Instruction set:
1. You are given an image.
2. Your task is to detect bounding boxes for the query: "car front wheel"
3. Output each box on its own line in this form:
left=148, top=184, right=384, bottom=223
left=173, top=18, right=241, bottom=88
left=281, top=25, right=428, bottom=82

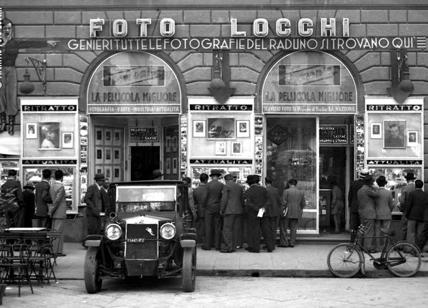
left=84, top=247, right=102, bottom=293
left=182, top=247, right=196, bottom=292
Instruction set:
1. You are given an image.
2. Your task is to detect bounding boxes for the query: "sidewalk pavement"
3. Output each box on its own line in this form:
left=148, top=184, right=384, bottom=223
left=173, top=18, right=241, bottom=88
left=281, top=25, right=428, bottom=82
left=56, top=242, right=428, bottom=280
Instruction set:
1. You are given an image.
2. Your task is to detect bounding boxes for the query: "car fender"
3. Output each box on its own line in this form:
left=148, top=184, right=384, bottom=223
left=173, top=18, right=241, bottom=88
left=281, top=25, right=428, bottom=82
left=180, top=239, right=196, bottom=249
left=84, top=235, right=104, bottom=247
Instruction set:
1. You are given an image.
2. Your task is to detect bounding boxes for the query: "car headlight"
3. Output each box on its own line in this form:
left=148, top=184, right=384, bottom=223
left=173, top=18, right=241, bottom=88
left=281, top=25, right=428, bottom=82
left=105, top=223, right=122, bottom=241
left=160, top=223, right=176, bottom=240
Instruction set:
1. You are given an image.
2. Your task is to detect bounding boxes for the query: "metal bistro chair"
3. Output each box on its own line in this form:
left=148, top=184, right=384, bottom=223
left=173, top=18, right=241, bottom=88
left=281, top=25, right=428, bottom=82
left=26, top=234, right=57, bottom=284
left=0, top=243, right=33, bottom=297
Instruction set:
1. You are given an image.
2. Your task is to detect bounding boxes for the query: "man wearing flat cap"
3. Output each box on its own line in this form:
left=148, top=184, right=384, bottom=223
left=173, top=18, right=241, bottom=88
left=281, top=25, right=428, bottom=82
left=399, top=172, right=416, bottom=240
left=348, top=169, right=369, bottom=242
left=84, top=173, right=105, bottom=235
left=203, top=169, right=224, bottom=250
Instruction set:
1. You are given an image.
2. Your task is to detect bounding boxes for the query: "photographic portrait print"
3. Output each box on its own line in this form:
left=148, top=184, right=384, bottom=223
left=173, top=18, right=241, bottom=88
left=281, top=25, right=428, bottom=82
left=62, top=132, right=74, bottom=149
left=215, top=141, right=227, bottom=155
left=236, top=120, right=250, bottom=138
left=407, top=131, right=418, bottom=146
left=232, top=141, right=242, bottom=154
left=383, top=120, right=406, bottom=149
left=370, top=123, right=381, bottom=139
left=39, top=122, right=60, bottom=150
left=193, top=120, right=206, bottom=137
left=26, top=123, right=37, bottom=139
left=207, top=118, right=235, bottom=139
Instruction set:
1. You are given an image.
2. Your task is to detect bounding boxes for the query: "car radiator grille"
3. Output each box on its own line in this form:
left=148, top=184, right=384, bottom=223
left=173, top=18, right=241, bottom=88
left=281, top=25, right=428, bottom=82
left=125, top=223, right=158, bottom=259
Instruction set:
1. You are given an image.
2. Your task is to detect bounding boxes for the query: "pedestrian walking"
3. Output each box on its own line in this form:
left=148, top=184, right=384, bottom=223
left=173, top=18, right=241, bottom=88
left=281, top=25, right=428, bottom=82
left=399, top=172, right=416, bottom=240
left=279, top=179, right=306, bottom=247
left=193, top=173, right=209, bottom=244
left=49, top=170, right=67, bottom=256
left=348, top=169, right=369, bottom=242
left=265, top=177, right=282, bottom=249
left=202, top=170, right=223, bottom=250
left=357, top=174, right=379, bottom=252
left=22, top=182, right=35, bottom=227
left=0, top=169, right=23, bottom=228
left=243, top=175, right=267, bottom=253
left=34, top=169, right=52, bottom=228
left=84, top=173, right=105, bottom=235
left=330, top=176, right=345, bottom=233
left=374, top=175, right=394, bottom=251
left=220, top=174, right=243, bottom=253
left=405, top=180, right=428, bottom=247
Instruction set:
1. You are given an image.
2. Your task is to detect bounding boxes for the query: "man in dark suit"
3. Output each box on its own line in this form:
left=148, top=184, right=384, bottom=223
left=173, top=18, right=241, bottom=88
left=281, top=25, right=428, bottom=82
left=280, top=179, right=306, bottom=247
left=84, top=173, right=105, bottom=235
left=220, top=174, right=243, bottom=252
left=405, top=180, right=428, bottom=247
left=265, top=177, right=282, bottom=250
left=203, top=170, right=224, bottom=250
left=22, top=182, right=35, bottom=227
left=357, top=175, right=380, bottom=252
left=243, top=175, right=267, bottom=253
left=34, top=169, right=52, bottom=228
left=0, top=169, right=23, bottom=227
left=348, top=169, right=369, bottom=242
left=193, top=173, right=209, bottom=244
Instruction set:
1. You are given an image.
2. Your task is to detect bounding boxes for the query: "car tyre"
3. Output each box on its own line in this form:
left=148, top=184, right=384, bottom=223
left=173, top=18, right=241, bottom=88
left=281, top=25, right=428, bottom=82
left=182, top=247, right=196, bottom=292
left=84, top=247, right=102, bottom=293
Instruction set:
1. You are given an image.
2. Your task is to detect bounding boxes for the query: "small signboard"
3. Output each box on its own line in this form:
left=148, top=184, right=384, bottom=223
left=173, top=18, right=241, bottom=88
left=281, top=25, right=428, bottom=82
left=129, top=128, right=159, bottom=143
left=319, top=124, right=348, bottom=144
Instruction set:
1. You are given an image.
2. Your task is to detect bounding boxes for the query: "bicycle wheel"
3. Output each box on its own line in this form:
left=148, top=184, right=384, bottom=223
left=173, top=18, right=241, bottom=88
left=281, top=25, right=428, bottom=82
left=386, top=242, right=421, bottom=277
left=327, top=243, right=362, bottom=278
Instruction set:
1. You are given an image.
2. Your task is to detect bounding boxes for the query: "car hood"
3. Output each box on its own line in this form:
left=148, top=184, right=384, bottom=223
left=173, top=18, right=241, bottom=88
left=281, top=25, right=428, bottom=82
left=122, top=214, right=173, bottom=225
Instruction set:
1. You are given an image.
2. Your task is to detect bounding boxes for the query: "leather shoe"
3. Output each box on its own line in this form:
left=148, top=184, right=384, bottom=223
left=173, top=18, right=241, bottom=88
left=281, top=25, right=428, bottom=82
left=201, top=246, right=211, bottom=250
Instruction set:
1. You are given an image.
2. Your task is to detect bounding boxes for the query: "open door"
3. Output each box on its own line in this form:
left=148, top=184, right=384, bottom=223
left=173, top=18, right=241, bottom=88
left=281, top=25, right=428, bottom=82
left=131, top=146, right=160, bottom=180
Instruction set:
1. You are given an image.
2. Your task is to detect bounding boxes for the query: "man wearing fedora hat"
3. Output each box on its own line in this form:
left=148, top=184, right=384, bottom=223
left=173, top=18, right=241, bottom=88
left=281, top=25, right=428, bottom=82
left=84, top=173, right=105, bottom=235
left=399, top=172, right=417, bottom=240
left=203, top=169, right=224, bottom=250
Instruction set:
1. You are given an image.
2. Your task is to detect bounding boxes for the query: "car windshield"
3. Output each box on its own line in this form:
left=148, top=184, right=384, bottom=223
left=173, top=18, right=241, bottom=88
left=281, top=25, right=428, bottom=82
left=116, top=185, right=177, bottom=213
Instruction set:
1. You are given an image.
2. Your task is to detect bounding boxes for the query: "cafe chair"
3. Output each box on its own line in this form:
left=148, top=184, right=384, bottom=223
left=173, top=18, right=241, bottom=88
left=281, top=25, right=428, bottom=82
left=27, top=237, right=57, bottom=284
left=0, top=243, right=33, bottom=297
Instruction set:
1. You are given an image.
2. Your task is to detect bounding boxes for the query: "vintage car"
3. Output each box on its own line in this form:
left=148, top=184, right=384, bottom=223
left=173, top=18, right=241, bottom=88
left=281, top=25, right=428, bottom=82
left=83, top=180, right=197, bottom=293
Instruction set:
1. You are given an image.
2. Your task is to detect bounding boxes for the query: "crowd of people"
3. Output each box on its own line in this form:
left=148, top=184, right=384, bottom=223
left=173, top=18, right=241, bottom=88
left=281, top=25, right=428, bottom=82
left=349, top=170, right=428, bottom=254
left=0, top=169, right=68, bottom=256
left=187, top=169, right=306, bottom=253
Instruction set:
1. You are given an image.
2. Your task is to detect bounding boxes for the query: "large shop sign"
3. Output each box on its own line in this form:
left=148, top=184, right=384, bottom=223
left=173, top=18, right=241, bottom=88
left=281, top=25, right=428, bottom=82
left=87, top=52, right=181, bottom=114
left=62, top=16, right=426, bottom=52
left=262, top=51, right=357, bottom=114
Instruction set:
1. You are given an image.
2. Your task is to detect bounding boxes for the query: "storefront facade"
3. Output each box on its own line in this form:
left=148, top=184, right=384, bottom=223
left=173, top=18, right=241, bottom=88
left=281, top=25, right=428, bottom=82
left=1, top=0, right=427, bottom=239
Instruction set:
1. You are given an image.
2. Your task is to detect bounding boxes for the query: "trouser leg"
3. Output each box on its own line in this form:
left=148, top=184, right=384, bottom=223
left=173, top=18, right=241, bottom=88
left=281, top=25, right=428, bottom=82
left=196, top=217, right=205, bottom=244
left=261, top=217, right=274, bottom=251
left=271, top=217, right=278, bottom=247
left=279, top=218, right=288, bottom=246
left=247, top=213, right=260, bottom=251
left=401, top=215, right=408, bottom=241
left=361, top=218, right=375, bottom=250
left=416, top=222, right=428, bottom=251
left=289, top=219, right=298, bottom=246
left=406, top=219, right=417, bottom=245
left=350, top=212, right=360, bottom=242
left=233, top=214, right=242, bottom=248
left=51, top=219, right=65, bottom=254
left=221, top=215, right=234, bottom=251
left=204, top=212, right=213, bottom=249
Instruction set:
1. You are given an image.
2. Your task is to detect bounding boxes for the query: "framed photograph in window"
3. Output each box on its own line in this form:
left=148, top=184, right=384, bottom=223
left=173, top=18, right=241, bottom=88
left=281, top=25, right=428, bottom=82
left=95, top=128, right=103, bottom=145
left=26, top=123, right=37, bottom=139
left=383, top=120, right=406, bottom=149
left=236, top=120, right=250, bottom=138
left=62, top=132, right=74, bottom=149
left=231, top=141, right=242, bottom=154
left=39, top=122, right=60, bottom=150
left=193, top=120, right=206, bottom=137
left=370, top=123, right=381, bottom=139
left=207, top=118, right=235, bottom=139
left=215, top=141, right=227, bottom=156
left=96, top=147, right=103, bottom=164
left=407, top=131, right=418, bottom=145
left=113, top=129, right=121, bottom=146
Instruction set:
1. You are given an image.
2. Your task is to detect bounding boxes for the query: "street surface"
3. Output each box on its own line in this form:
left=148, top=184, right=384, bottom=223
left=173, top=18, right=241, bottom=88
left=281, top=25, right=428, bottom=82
left=2, top=276, right=428, bottom=308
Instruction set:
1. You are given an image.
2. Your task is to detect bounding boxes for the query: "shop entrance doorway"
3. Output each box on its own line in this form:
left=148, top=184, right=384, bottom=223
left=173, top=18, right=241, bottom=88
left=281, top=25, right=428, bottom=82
left=131, top=146, right=160, bottom=180
left=319, top=146, right=348, bottom=234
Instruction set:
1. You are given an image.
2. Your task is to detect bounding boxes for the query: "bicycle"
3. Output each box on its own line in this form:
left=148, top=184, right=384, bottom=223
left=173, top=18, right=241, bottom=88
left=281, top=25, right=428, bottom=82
left=327, top=224, right=422, bottom=278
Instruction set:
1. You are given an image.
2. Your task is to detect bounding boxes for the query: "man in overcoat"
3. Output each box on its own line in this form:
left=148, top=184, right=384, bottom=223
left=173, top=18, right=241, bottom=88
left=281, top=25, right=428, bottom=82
left=220, top=174, right=243, bottom=252
left=374, top=175, right=394, bottom=250
left=264, top=177, right=282, bottom=250
left=49, top=170, right=67, bottom=255
left=0, top=169, right=23, bottom=227
left=280, top=179, right=305, bottom=247
left=193, top=173, right=208, bottom=244
left=34, top=169, right=52, bottom=228
left=357, top=174, right=380, bottom=252
left=348, top=169, right=369, bottom=242
left=84, top=173, right=105, bottom=235
left=203, top=170, right=224, bottom=250
left=243, top=175, right=267, bottom=253
left=405, top=180, right=428, bottom=246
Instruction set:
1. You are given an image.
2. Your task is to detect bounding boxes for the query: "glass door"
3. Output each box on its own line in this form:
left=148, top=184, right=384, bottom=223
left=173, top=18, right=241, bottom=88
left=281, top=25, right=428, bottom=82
left=266, top=117, right=318, bottom=234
